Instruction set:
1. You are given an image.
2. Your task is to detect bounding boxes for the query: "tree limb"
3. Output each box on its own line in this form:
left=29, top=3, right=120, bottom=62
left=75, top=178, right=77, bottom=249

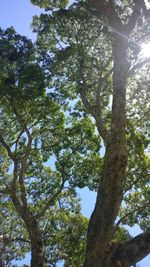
left=35, top=156, right=67, bottom=219
left=77, top=47, right=110, bottom=145
left=88, top=0, right=123, bottom=31
left=10, top=99, right=32, bottom=208
left=1, top=235, right=30, bottom=244
left=112, top=231, right=150, bottom=266
left=124, top=0, right=146, bottom=34
left=129, top=57, right=150, bottom=75
left=79, top=86, right=109, bottom=144
left=35, top=180, right=65, bottom=219
left=115, top=202, right=149, bottom=230
left=0, top=134, right=15, bottom=161
left=11, top=159, right=24, bottom=214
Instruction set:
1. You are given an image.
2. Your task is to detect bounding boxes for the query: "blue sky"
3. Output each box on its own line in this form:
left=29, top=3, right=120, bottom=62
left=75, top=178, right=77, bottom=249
left=0, top=1, right=149, bottom=266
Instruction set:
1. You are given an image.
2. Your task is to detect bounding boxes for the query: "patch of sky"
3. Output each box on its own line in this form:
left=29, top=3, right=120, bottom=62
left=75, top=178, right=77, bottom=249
left=43, top=154, right=56, bottom=170
left=0, top=0, right=44, bottom=41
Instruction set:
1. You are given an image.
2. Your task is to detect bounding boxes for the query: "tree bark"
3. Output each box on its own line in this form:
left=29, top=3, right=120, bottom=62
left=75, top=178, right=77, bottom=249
left=24, top=211, right=45, bottom=267
left=0, top=255, right=5, bottom=267
left=111, top=232, right=150, bottom=267
left=11, top=193, right=45, bottom=267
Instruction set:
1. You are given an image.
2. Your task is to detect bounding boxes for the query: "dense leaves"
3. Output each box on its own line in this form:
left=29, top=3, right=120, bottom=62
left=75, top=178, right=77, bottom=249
left=0, top=27, right=45, bottom=100
left=32, top=0, right=150, bottom=216
left=31, top=0, right=69, bottom=10
left=31, top=1, right=150, bottom=266
left=0, top=28, right=101, bottom=266
left=0, top=0, right=150, bottom=266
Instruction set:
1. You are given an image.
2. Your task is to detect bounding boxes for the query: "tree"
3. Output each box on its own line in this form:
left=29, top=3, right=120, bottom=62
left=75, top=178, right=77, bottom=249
left=31, top=0, right=150, bottom=266
left=0, top=27, right=101, bottom=266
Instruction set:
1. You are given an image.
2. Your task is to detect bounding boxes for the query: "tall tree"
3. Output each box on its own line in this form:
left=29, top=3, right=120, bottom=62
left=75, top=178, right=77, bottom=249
left=31, top=0, right=150, bottom=266
left=0, top=27, right=101, bottom=266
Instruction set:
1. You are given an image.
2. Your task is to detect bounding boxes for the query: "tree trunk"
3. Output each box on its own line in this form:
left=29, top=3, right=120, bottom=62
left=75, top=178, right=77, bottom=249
left=30, top=238, right=45, bottom=267
left=0, top=255, right=5, bottom=267
left=83, top=36, right=129, bottom=267
left=11, top=164, right=45, bottom=267
left=11, top=194, right=45, bottom=267
left=23, top=211, right=45, bottom=267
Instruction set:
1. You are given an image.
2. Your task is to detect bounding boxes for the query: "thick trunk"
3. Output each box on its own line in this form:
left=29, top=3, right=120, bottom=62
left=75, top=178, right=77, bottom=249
left=31, top=238, right=45, bottom=267
left=23, top=211, right=45, bottom=267
left=83, top=37, right=129, bottom=267
left=11, top=194, right=45, bottom=267
left=20, top=210, right=45, bottom=267
left=0, top=255, right=5, bottom=267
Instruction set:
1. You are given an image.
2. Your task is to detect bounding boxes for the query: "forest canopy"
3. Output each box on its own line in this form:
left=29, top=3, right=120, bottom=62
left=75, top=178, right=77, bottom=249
left=0, top=0, right=150, bottom=266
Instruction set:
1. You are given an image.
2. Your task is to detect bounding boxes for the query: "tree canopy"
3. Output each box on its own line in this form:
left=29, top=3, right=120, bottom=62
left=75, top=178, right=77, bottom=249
left=0, top=0, right=150, bottom=266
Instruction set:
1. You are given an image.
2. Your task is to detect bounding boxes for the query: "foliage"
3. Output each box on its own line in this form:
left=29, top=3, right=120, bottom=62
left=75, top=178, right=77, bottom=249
left=31, top=1, right=150, bottom=265
left=31, top=0, right=69, bottom=11
left=0, top=28, right=100, bottom=266
left=43, top=211, right=88, bottom=266
left=0, top=0, right=150, bottom=265
left=32, top=0, right=150, bottom=195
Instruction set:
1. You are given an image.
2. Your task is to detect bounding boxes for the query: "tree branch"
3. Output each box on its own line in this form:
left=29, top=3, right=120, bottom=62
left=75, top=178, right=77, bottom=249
left=76, top=48, right=110, bottom=145
left=0, top=133, right=24, bottom=211
left=1, top=235, right=30, bottom=244
left=115, top=202, right=149, bottom=230
left=129, top=57, right=150, bottom=75
left=11, top=159, right=24, bottom=214
left=112, top=231, right=150, bottom=266
left=88, top=0, right=123, bottom=31
left=0, top=133, right=15, bottom=161
left=125, top=0, right=146, bottom=34
left=35, top=180, right=65, bottom=219
left=9, top=99, right=32, bottom=208
left=19, top=156, right=28, bottom=208
left=79, top=86, right=109, bottom=144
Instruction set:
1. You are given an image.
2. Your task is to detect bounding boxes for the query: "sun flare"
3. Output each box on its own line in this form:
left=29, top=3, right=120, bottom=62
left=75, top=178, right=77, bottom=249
left=140, top=42, right=150, bottom=58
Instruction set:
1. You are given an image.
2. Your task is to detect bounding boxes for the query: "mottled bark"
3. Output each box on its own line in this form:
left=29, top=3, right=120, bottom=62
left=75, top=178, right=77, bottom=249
left=25, top=213, right=45, bottom=267
left=111, top=232, right=150, bottom=267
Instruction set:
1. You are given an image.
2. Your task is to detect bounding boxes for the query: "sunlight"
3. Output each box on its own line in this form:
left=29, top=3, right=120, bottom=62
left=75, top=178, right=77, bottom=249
left=140, top=42, right=150, bottom=58
left=145, top=0, right=150, bottom=8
